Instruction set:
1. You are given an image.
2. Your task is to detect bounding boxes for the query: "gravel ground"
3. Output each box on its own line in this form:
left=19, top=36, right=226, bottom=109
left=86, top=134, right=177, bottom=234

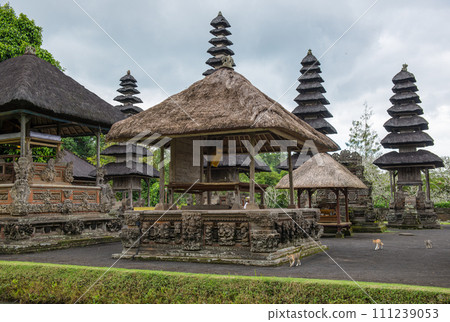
left=1, top=225, right=449, bottom=288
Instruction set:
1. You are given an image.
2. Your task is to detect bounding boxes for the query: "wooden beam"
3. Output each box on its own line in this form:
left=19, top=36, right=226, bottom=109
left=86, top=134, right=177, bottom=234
left=207, top=161, right=211, bottom=205
left=20, top=113, right=27, bottom=157
left=95, top=131, right=101, bottom=185
left=335, top=189, right=341, bottom=225
left=159, top=146, right=165, bottom=205
left=147, top=178, right=151, bottom=206
left=425, top=169, right=431, bottom=201
left=287, top=148, right=295, bottom=208
left=344, top=188, right=349, bottom=222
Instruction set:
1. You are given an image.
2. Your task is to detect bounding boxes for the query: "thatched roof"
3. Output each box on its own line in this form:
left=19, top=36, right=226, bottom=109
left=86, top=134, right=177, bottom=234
left=0, top=54, right=125, bottom=134
left=374, top=150, right=444, bottom=169
left=89, top=161, right=159, bottom=178
left=101, top=144, right=152, bottom=157
left=107, top=68, right=339, bottom=153
left=61, top=150, right=96, bottom=181
left=275, top=153, right=367, bottom=190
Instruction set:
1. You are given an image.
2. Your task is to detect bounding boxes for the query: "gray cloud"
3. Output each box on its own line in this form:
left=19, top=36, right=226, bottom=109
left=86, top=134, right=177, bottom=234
left=6, top=0, right=450, bottom=156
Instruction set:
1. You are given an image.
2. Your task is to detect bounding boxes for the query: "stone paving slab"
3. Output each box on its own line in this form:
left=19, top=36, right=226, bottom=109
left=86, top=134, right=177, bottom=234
left=1, top=225, right=449, bottom=288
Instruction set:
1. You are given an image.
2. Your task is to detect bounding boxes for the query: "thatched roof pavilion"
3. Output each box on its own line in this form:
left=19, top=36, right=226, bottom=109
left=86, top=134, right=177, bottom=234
left=107, top=67, right=339, bottom=209
left=276, top=153, right=366, bottom=231
left=0, top=52, right=125, bottom=137
left=107, top=68, right=338, bottom=153
left=276, top=153, right=367, bottom=190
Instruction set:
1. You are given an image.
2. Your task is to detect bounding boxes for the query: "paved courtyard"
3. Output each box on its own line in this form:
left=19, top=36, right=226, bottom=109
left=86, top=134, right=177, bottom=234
left=1, top=225, right=449, bottom=288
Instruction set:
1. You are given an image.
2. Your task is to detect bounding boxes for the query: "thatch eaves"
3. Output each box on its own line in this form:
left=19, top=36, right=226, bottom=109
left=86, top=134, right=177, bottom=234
left=275, top=153, right=367, bottom=190
left=374, top=150, right=443, bottom=169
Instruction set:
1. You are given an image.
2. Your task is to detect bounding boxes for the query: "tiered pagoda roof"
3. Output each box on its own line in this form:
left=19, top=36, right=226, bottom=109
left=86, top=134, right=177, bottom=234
left=292, top=50, right=336, bottom=135
left=90, top=144, right=159, bottom=178
left=203, top=12, right=235, bottom=76
left=374, top=64, right=443, bottom=170
left=114, top=70, right=143, bottom=116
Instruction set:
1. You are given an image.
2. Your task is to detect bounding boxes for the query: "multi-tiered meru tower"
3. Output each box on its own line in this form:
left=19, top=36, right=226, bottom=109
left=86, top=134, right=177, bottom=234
left=292, top=49, right=337, bottom=135
left=203, top=12, right=235, bottom=76
left=374, top=64, right=443, bottom=229
left=114, top=70, right=143, bottom=117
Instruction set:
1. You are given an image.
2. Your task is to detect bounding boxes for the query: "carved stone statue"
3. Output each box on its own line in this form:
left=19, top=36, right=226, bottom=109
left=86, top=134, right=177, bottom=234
left=64, top=161, right=74, bottom=183
left=40, top=158, right=56, bottom=182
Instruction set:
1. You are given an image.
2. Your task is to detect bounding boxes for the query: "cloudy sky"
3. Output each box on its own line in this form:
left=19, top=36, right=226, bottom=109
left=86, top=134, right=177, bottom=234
left=6, top=0, right=450, bottom=156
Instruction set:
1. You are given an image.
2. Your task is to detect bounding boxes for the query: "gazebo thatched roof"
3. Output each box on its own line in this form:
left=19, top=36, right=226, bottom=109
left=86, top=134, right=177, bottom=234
left=107, top=68, right=339, bottom=153
left=275, top=153, right=367, bottom=190
left=0, top=53, right=125, bottom=136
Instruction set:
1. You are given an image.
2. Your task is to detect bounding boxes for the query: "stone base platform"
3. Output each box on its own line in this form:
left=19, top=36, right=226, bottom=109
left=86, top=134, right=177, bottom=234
left=113, top=240, right=327, bottom=266
left=0, top=213, right=122, bottom=254
left=115, top=208, right=326, bottom=266
left=351, top=221, right=386, bottom=233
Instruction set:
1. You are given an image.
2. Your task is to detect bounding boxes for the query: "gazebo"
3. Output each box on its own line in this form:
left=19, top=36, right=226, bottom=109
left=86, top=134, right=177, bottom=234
left=0, top=50, right=125, bottom=252
left=276, top=153, right=367, bottom=237
left=107, top=53, right=339, bottom=264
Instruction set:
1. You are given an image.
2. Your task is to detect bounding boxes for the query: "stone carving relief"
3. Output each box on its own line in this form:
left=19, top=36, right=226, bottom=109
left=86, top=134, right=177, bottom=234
left=239, top=223, right=249, bottom=246
left=218, top=222, right=235, bottom=246
left=40, top=158, right=56, bottom=182
left=63, top=219, right=84, bottom=235
left=155, top=222, right=170, bottom=243
left=4, top=222, right=33, bottom=240
left=120, top=228, right=140, bottom=248
left=64, top=161, right=74, bottom=183
left=99, top=184, right=114, bottom=213
left=182, top=213, right=202, bottom=250
left=10, top=155, right=33, bottom=216
left=250, top=231, right=279, bottom=253
left=204, top=222, right=213, bottom=245
left=106, top=219, right=123, bottom=232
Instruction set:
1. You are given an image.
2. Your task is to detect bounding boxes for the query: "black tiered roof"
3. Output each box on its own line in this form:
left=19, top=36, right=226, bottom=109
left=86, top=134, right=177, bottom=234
left=292, top=50, right=336, bottom=135
left=203, top=12, right=235, bottom=76
left=374, top=64, right=443, bottom=169
left=114, top=70, right=143, bottom=116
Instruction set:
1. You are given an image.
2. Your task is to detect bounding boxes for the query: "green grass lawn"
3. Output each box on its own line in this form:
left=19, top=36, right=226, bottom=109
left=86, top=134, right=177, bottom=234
left=0, top=261, right=449, bottom=304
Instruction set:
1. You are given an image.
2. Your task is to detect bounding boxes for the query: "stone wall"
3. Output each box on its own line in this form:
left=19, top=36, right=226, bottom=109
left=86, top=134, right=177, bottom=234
left=115, top=208, right=326, bottom=266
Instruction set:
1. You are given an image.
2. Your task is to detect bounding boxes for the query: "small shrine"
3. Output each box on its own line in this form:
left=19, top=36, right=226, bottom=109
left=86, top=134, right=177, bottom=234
left=276, top=153, right=367, bottom=237
left=91, top=144, right=159, bottom=208
left=203, top=12, right=235, bottom=76
left=0, top=51, right=125, bottom=252
left=106, top=13, right=339, bottom=265
left=374, top=64, right=444, bottom=229
left=331, top=150, right=385, bottom=233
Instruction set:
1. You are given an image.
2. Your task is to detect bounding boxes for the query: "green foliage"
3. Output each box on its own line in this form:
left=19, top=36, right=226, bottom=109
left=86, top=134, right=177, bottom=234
left=0, top=3, right=62, bottom=69
left=428, top=156, right=450, bottom=203
left=0, top=261, right=448, bottom=304
left=62, top=135, right=113, bottom=166
left=346, top=102, right=381, bottom=163
left=434, top=201, right=450, bottom=208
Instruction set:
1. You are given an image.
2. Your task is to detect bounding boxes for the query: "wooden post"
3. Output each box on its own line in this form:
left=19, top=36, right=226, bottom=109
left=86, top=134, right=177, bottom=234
left=308, top=189, right=313, bottom=208
left=199, top=146, right=203, bottom=183
left=207, top=161, right=211, bottom=205
left=344, top=188, right=349, bottom=222
left=287, top=148, right=295, bottom=208
left=260, top=191, right=265, bottom=206
left=425, top=169, right=431, bottom=201
left=389, top=170, right=394, bottom=199
left=297, top=189, right=302, bottom=208
left=96, top=131, right=101, bottom=185
left=335, top=189, right=341, bottom=225
left=159, top=146, right=165, bottom=206
left=249, top=152, right=255, bottom=205
left=147, top=178, right=151, bottom=206
left=20, top=113, right=27, bottom=157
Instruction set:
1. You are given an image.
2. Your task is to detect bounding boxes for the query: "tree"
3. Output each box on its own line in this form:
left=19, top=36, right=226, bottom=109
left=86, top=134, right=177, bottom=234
left=346, top=102, right=381, bottom=162
left=0, top=3, right=62, bottom=69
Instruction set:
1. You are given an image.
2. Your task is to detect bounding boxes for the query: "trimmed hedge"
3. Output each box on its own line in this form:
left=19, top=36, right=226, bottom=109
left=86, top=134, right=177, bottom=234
left=0, top=261, right=449, bottom=304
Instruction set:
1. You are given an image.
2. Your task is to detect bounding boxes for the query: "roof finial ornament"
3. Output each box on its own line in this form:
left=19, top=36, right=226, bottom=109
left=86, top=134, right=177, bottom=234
left=24, top=46, right=36, bottom=55
left=308, top=49, right=312, bottom=55
left=402, top=63, right=408, bottom=71
left=127, top=70, right=130, bottom=75
left=218, top=11, right=222, bottom=16
left=220, top=55, right=234, bottom=69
